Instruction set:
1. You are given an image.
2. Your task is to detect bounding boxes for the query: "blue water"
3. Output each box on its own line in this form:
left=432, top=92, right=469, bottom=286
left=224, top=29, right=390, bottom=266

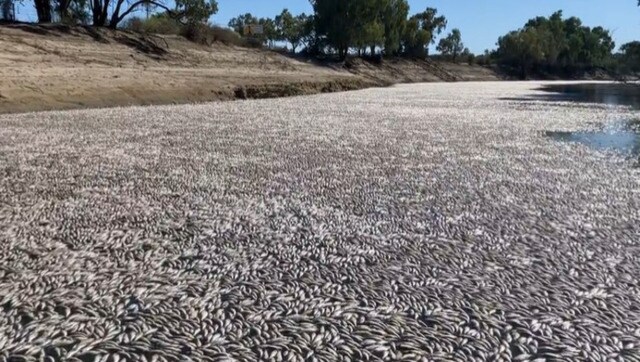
left=541, top=84, right=640, bottom=161
left=545, top=128, right=639, bottom=156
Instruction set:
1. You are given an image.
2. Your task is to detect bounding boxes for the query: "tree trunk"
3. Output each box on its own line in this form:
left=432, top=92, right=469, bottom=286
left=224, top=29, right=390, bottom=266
left=34, top=0, right=52, bottom=23
left=370, top=45, right=375, bottom=56
left=92, top=0, right=100, bottom=25
left=92, top=0, right=109, bottom=26
left=107, top=0, right=124, bottom=28
left=57, top=0, right=70, bottom=21
left=339, top=47, right=347, bottom=61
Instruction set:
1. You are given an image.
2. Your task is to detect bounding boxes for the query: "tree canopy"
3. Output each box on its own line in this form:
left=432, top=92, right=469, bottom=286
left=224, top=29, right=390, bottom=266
left=437, top=28, right=464, bottom=61
left=275, top=9, right=310, bottom=52
left=495, top=11, right=616, bottom=78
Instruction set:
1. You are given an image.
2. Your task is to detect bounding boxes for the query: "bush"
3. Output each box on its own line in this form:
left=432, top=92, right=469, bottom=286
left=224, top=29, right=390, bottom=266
left=181, top=23, right=246, bottom=46
left=122, top=15, right=181, bottom=35
left=466, top=54, right=475, bottom=65
left=210, top=25, right=245, bottom=45
left=181, top=22, right=213, bottom=44
left=123, top=15, right=254, bottom=48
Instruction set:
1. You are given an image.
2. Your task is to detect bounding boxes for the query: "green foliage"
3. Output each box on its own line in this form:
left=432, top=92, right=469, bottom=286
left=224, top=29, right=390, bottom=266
left=310, top=0, right=354, bottom=58
left=228, top=13, right=258, bottom=36
left=89, top=0, right=217, bottom=28
left=122, top=13, right=181, bottom=34
left=409, top=7, right=446, bottom=55
left=122, top=13, right=245, bottom=47
left=310, top=0, right=413, bottom=58
left=401, top=19, right=429, bottom=57
left=350, top=0, right=385, bottom=55
left=258, top=17, right=278, bottom=47
left=174, top=0, right=217, bottom=25
left=228, top=13, right=280, bottom=47
left=400, top=7, right=447, bottom=58
left=461, top=48, right=475, bottom=64
left=619, top=41, right=640, bottom=73
left=60, top=0, right=91, bottom=24
left=437, top=28, right=464, bottom=61
left=495, top=11, right=616, bottom=78
left=275, top=9, right=308, bottom=52
left=382, top=0, right=409, bottom=55
left=296, top=14, right=315, bottom=49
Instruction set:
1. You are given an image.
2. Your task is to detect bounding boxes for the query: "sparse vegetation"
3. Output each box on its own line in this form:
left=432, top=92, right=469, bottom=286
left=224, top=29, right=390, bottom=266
left=437, top=28, right=464, bottom=62
left=122, top=14, right=243, bottom=46
left=4, top=0, right=639, bottom=78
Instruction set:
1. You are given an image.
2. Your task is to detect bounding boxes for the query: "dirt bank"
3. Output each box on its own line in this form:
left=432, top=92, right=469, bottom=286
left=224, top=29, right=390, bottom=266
left=0, top=23, right=499, bottom=114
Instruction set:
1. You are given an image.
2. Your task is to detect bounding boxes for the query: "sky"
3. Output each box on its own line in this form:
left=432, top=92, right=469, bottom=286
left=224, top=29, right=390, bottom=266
left=14, top=0, right=640, bottom=53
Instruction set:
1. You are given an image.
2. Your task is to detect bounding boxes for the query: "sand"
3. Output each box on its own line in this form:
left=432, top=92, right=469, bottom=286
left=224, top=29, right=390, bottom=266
left=0, top=24, right=498, bottom=114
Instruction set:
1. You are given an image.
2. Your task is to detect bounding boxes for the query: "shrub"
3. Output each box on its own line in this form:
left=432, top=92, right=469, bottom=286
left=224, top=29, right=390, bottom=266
left=122, top=15, right=181, bottom=35
left=144, top=15, right=182, bottom=34
left=209, top=25, right=245, bottom=45
left=181, top=23, right=246, bottom=46
left=123, top=15, right=254, bottom=48
left=181, top=22, right=213, bottom=44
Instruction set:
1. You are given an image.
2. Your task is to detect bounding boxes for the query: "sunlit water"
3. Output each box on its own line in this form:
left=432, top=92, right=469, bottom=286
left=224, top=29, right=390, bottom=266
left=541, top=83, right=640, bottom=162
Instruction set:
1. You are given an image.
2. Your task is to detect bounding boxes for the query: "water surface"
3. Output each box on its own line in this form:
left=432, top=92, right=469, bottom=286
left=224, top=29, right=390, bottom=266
left=540, top=83, right=640, bottom=162
left=541, top=83, right=640, bottom=109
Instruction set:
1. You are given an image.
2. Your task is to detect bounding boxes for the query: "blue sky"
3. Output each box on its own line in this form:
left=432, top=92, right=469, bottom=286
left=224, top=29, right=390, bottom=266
left=15, top=0, right=640, bottom=53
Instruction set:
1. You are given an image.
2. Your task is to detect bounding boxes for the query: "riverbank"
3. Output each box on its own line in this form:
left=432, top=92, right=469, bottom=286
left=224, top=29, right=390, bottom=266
left=0, top=24, right=498, bottom=114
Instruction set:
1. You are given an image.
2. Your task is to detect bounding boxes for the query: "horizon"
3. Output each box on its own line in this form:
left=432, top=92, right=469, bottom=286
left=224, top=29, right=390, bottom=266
left=13, top=0, right=640, bottom=53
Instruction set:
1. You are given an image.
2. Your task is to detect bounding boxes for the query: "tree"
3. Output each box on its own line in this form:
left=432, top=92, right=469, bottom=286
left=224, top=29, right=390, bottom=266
left=343, top=0, right=383, bottom=56
left=34, top=0, right=52, bottom=22
left=402, top=16, right=431, bottom=57
left=495, top=11, right=616, bottom=77
left=228, top=13, right=259, bottom=36
left=259, top=17, right=278, bottom=47
left=311, top=0, right=354, bottom=59
left=90, top=0, right=216, bottom=28
left=55, top=0, right=91, bottom=24
left=411, top=7, right=447, bottom=55
left=496, top=28, right=545, bottom=78
left=173, top=0, right=217, bottom=25
left=1, top=0, right=15, bottom=20
left=299, top=13, right=322, bottom=54
left=461, top=48, right=475, bottom=64
left=381, top=0, right=409, bottom=56
left=229, top=13, right=276, bottom=46
left=437, top=28, right=464, bottom=62
left=275, top=9, right=307, bottom=52
left=360, top=20, right=385, bottom=55
left=400, top=7, right=446, bottom=57
left=618, top=41, right=640, bottom=73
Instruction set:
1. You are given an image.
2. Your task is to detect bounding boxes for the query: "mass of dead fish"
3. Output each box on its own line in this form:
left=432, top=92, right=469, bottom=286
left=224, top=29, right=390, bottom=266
left=1, top=81, right=639, bottom=361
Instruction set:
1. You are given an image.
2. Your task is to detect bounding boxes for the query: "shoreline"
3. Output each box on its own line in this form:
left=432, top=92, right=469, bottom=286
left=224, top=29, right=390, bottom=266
left=2, top=23, right=618, bottom=115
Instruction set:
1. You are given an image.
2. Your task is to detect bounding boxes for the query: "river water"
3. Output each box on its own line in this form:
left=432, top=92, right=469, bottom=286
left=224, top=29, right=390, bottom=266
left=542, top=83, right=640, bottom=162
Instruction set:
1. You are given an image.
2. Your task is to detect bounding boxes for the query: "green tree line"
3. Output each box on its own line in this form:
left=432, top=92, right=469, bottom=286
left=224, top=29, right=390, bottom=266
left=494, top=11, right=618, bottom=77
left=228, top=0, right=454, bottom=59
left=225, top=0, right=638, bottom=78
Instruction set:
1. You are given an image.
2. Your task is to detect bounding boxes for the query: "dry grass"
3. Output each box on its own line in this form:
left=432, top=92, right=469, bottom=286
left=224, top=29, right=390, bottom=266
left=122, top=16, right=249, bottom=47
